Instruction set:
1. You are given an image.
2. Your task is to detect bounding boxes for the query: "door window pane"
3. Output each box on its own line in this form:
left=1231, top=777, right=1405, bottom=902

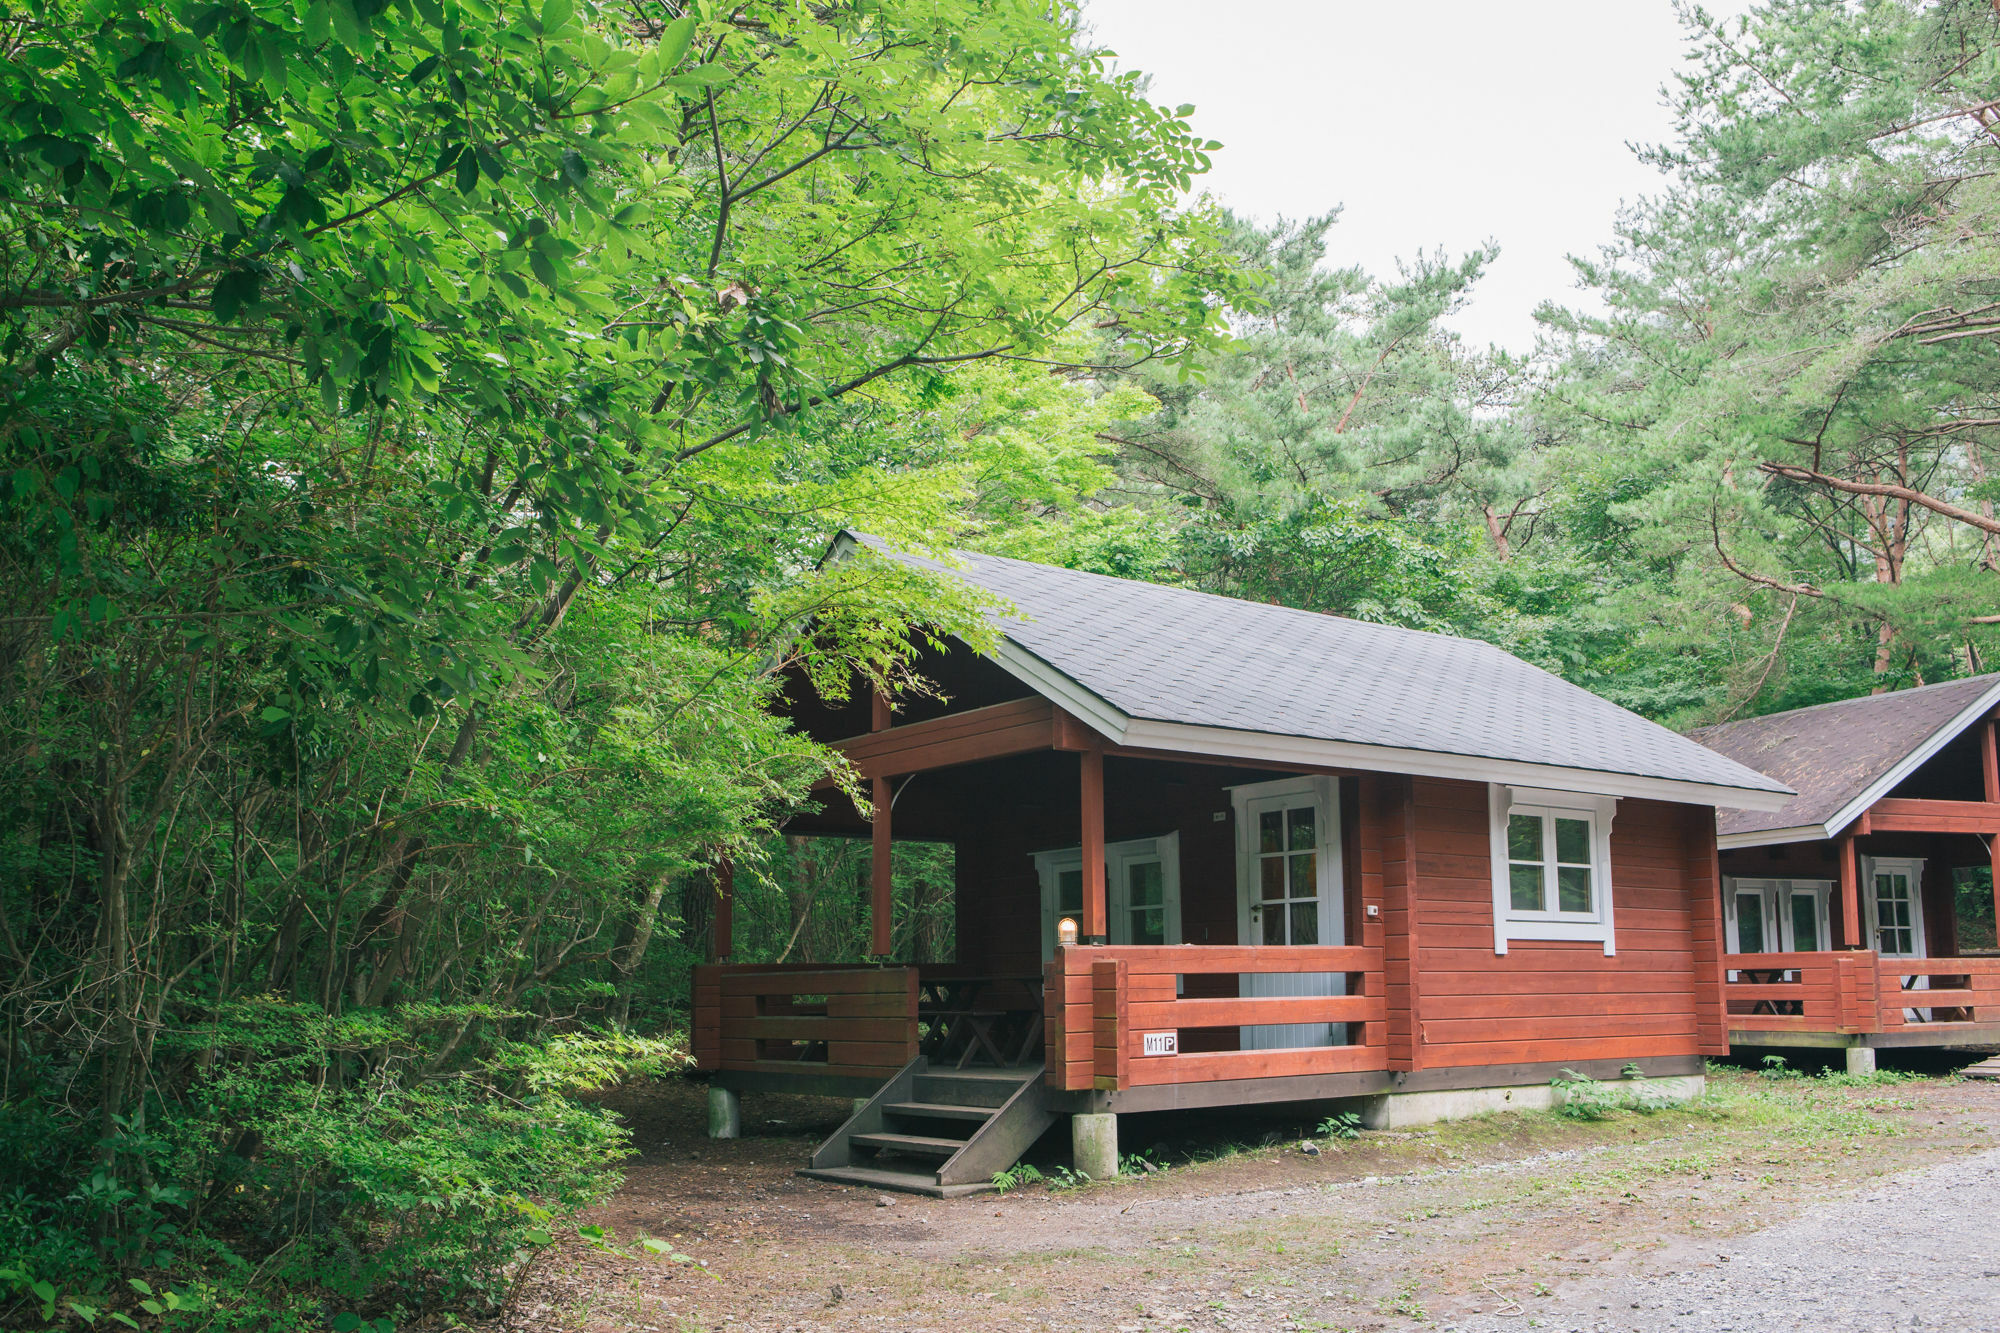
left=1557, top=865, right=1593, bottom=914
left=1261, top=906, right=1284, bottom=945
left=1260, top=857, right=1285, bottom=901
left=1057, top=868, right=1082, bottom=915
left=1289, top=901, right=1318, bottom=945
left=1789, top=893, right=1818, bottom=952
left=1127, top=861, right=1166, bottom=945
left=1289, top=851, right=1315, bottom=896
left=1259, top=810, right=1283, bottom=854
left=1875, top=873, right=1914, bottom=954
left=1510, top=864, right=1543, bottom=912
left=1735, top=891, right=1766, bottom=953
left=1287, top=807, right=1315, bottom=851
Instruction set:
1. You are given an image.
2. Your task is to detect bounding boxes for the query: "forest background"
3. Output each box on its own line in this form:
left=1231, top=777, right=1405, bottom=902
left=5, top=0, right=2000, bottom=1327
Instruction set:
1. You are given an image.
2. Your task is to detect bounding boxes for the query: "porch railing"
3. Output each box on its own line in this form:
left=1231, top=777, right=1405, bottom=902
left=1876, top=957, right=2000, bottom=1027
left=1722, top=951, right=2000, bottom=1034
left=691, top=963, right=919, bottom=1080
left=1044, top=944, right=1387, bottom=1091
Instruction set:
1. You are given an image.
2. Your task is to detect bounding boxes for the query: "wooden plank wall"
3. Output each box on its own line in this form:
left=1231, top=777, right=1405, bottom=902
left=1685, top=806, right=1728, bottom=1055
left=1407, top=778, right=1708, bottom=1068
left=1366, top=775, right=1421, bottom=1070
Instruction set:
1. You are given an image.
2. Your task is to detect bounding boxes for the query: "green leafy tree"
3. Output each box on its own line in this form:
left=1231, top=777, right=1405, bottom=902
left=1532, top=0, right=2000, bottom=720
left=0, top=0, right=1231, bottom=1321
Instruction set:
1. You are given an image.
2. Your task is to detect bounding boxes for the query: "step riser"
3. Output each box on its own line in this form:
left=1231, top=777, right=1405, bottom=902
left=911, top=1077, right=1016, bottom=1108
left=883, top=1101, right=995, bottom=1123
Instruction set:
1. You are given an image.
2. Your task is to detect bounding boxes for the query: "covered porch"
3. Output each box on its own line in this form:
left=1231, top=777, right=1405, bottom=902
left=688, top=680, right=1403, bottom=1191
left=1716, top=706, right=2000, bottom=1059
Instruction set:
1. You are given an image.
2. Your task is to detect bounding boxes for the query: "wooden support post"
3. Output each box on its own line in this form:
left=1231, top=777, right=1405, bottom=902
left=1839, top=831, right=1862, bottom=950
left=870, top=775, right=893, bottom=958
left=712, top=858, right=734, bottom=962
left=871, top=687, right=892, bottom=734
left=1984, top=721, right=2000, bottom=935
left=1080, top=747, right=1106, bottom=944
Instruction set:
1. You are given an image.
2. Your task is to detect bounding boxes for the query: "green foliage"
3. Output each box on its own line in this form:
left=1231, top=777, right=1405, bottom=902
left=989, top=1163, right=1044, bottom=1195
left=1551, top=1068, right=1669, bottom=1120
left=1315, top=1111, right=1364, bottom=1140
left=1525, top=0, right=2000, bottom=720
left=0, top=0, right=1232, bottom=1323
left=2, top=1004, right=672, bottom=1328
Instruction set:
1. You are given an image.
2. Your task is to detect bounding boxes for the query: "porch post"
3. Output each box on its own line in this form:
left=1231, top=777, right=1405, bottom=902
left=712, top=857, right=734, bottom=962
left=1839, top=831, right=1862, bottom=949
left=1983, top=719, right=2000, bottom=933
left=1080, top=747, right=1107, bottom=944
left=870, top=775, right=893, bottom=958
left=869, top=687, right=893, bottom=958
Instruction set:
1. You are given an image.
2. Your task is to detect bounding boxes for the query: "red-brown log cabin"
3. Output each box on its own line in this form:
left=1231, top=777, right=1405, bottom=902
left=1690, top=677, right=2000, bottom=1070
left=691, top=535, right=1794, bottom=1195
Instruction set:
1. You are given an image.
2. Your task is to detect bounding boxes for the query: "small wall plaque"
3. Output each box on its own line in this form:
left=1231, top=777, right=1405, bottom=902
left=1141, top=1031, right=1179, bottom=1056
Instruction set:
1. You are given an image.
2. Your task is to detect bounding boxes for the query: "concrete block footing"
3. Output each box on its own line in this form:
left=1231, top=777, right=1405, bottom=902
left=707, top=1085, right=741, bottom=1139
left=1357, top=1075, right=1708, bottom=1130
left=1846, top=1044, right=1877, bottom=1076
left=1072, top=1111, right=1118, bottom=1180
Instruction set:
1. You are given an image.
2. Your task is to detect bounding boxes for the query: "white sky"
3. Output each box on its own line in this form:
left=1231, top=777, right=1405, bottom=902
left=1082, top=0, right=1757, bottom=352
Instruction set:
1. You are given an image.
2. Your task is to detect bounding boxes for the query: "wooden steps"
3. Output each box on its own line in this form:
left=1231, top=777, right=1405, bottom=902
left=1961, top=1053, right=2000, bottom=1079
left=882, top=1101, right=993, bottom=1121
left=799, top=1058, right=1057, bottom=1198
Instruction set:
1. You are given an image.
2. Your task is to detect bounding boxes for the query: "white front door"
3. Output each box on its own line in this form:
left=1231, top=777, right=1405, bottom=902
left=1865, top=857, right=1927, bottom=959
left=1232, top=776, right=1343, bottom=1050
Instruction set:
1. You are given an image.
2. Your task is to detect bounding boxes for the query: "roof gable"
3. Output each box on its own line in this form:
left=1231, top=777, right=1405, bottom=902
left=1690, top=674, right=2000, bottom=844
left=839, top=534, right=1792, bottom=809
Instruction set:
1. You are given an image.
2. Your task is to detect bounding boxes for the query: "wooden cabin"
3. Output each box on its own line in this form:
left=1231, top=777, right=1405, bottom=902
left=1691, top=677, right=2000, bottom=1070
left=691, top=535, right=1793, bottom=1195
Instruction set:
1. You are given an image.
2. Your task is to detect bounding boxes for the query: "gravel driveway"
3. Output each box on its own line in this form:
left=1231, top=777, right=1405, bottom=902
left=1453, top=1144, right=2000, bottom=1332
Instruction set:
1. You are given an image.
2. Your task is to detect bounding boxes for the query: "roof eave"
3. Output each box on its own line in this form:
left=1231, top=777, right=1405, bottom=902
left=1112, top=718, right=1797, bottom=811
left=1717, top=824, right=1836, bottom=850
left=1809, top=677, right=2000, bottom=839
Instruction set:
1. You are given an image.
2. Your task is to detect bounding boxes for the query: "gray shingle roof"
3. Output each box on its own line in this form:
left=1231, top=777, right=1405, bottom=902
left=1690, top=675, right=2000, bottom=839
left=850, top=535, right=1792, bottom=803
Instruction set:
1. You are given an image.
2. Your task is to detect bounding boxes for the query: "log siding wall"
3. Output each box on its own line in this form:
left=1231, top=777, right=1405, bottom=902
left=1405, top=778, right=1717, bottom=1067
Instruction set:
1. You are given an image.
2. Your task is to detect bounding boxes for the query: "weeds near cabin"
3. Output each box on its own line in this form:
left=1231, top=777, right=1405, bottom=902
left=1317, top=1111, right=1364, bottom=1140
left=1121, top=1149, right=1168, bottom=1175
left=1760, top=1054, right=1806, bottom=1081
left=1551, top=1069, right=1667, bottom=1120
left=991, top=1163, right=1045, bottom=1194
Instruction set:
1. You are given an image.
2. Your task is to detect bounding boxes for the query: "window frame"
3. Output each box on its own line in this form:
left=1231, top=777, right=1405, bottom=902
left=1724, top=877, right=1833, bottom=955
left=1487, top=784, right=1617, bottom=955
left=1033, top=833, right=1182, bottom=957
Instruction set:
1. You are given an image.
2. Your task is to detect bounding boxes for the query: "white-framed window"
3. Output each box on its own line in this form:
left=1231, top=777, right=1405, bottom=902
left=1033, top=833, right=1182, bottom=957
left=1488, top=785, right=1617, bottom=955
left=1725, top=878, right=1832, bottom=955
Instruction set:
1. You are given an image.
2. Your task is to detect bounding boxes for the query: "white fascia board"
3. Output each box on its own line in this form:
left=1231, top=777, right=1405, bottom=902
left=1717, top=825, right=1832, bottom=851
left=987, top=639, right=1130, bottom=740
left=1815, top=678, right=2000, bottom=838
left=1115, top=719, right=1797, bottom=811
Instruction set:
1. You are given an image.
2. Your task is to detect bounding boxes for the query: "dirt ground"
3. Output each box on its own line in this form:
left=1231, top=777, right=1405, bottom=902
left=489, top=1054, right=2000, bottom=1333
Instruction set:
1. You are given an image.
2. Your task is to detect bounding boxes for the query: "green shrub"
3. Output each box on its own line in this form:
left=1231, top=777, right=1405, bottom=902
left=0, top=1002, right=684, bottom=1331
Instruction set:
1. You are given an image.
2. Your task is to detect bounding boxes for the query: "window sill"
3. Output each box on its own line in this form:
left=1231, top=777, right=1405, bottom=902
left=1495, top=917, right=1615, bottom=955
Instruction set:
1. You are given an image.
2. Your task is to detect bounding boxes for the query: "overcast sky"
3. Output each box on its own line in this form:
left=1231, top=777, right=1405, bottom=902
left=1082, top=0, right=1757, bottom=352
